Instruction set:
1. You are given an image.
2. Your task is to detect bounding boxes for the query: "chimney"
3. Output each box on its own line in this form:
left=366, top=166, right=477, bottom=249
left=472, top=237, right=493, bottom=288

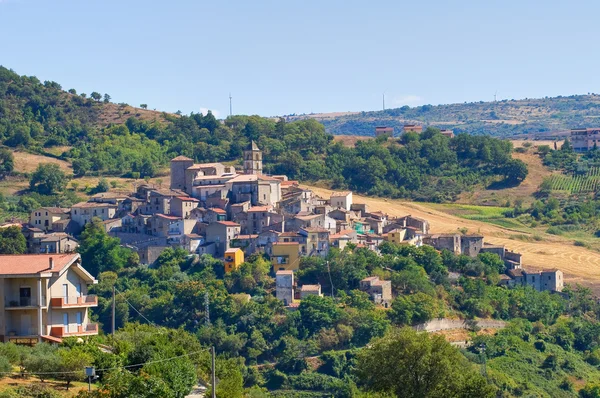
left=49, top=257, right=54, bottom=270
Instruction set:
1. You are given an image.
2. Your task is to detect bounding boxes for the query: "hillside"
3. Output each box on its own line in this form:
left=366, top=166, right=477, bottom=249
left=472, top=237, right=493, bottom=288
left=305, top=184, right=600, bottom=293
left=291, top=94, right=600, bottom=137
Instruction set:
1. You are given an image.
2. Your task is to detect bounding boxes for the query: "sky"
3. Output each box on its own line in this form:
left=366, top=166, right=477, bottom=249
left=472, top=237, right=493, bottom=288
left=1, top=0, right=599, bottom=118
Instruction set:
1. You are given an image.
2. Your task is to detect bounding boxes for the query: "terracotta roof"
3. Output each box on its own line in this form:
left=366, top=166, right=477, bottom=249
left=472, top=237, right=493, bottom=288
left=225, top=248, right=242, bottom=254
left=215, top=221, right=240, bottom=227
left=258, top=175, right=281, bottom=182
left=248, top=206, right=272, bottom=212
left=176, top=196, right=199, bottom=202
left=209, top=208, right=226, bottom=214
left=234, top=234, right=259, bottom=239
left=281, top=181, right=299, bottom=187
left=276, top=270, right=294, bottom=275
left=156, top=214, right=180, bottom=220
left=171, top=155, right=193, bottom=162
left=0, top=253, right=78, bottom=276
left=273, top=242, right=300, bottom=246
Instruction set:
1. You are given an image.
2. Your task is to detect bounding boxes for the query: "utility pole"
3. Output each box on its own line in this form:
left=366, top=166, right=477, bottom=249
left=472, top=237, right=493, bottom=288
left=326, top=261, right=335, bottom=299
left=211, top=346, right=217, bottom=398
left=229, top=93, right=232, bottom=117
left=480, top=343, right=488, bottom=382
left=111, top=286, right=116, bottom=335
left=204, top=291, right=210, bottom=326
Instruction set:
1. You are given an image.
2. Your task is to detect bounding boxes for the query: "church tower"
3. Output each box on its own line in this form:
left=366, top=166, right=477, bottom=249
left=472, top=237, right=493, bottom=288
left=244, top=141, right=263, bottom=175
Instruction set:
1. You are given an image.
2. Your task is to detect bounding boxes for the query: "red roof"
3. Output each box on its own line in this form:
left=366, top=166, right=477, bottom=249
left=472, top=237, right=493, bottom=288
left=156, top=214, right=180, bottom=220
left=0, top=253, right=78, bottom=276
left=176, top=196, right=199, bottom=202
left=210, top=208, right=227, bottom=214
left=248, top=206, right=272, bottom=212
left=216, top=221, right=240, bottom=227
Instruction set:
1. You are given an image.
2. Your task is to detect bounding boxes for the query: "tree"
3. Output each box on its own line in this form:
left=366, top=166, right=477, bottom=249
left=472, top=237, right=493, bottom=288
left=24, top=343, right=60, bottom=382
left=78, top=218, right=138, bottom=275
left=103, top=93, right=111, bottom=103
left=561, top=138, right=573, bottom=152
left=90, top=92, right=102, bottom=102
left=581, top=383, right=600, bottom=398
left=503, top=158, right=528, bottom=183
left=56, top=347, right=92, bottom=390
left=29, top=163, right=68, bottom=195
left=356, top=328, right=495, bottom=398
left=0, top=227, right=26, bottom=254
left=140, top=104, right=148, bottom=109
left=68, top=88, right=77, bottom=94
left=0, top=149, right=14, bottom=177
left=93, top=178, right=110, bottom=194
left=299, top=295, right=341, bottom=335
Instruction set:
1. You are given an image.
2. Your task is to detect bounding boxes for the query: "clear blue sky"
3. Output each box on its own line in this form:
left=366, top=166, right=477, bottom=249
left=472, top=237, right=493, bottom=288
left=1, top=0, right=599, bottom=118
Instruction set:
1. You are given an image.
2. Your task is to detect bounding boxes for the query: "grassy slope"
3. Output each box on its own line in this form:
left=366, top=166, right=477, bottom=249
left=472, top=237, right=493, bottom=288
left=293, top=94, right=600, bottom=137
left=305, top=184, right=600, bottom=293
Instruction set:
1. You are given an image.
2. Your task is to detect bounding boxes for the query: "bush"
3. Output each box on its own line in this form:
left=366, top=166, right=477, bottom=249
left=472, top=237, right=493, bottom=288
left=574, top=240, right=588, bottom=247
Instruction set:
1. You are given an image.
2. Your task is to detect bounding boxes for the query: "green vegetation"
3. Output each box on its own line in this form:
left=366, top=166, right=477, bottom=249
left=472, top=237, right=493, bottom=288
left=305, top=94, right=600, bottom=137
left=0, top=66, right=525, bottom=207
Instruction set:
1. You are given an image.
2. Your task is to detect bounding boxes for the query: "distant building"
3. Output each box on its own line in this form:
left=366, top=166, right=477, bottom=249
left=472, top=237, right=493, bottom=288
left=71, top=202, right=117, bottom=230
left=571, top=128, right=600, bottom=152
left=224, top=248, right=244, bottom=273
left=330, top=191, right=353, bottom=211
left=300, top=284, right=322, bottom=298
left=244, top=141, right=263, bottom=175
left=403, top=124, right=423, bottom=134
left=271, top=242, right=301, bottom=271
left=30, top=208, right=70, bottom=232
left=276, top=270, right=294, bottom=306
left=506, top=268, right=564, bottom=292
left=359, top=276, right=392, bottom=307
left=440, top=129, right=454, bottom=138
left=375, top=126, right=394, bottom=138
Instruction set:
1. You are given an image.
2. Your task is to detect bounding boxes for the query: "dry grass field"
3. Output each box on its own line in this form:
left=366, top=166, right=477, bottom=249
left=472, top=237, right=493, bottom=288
left=305, top=185, right=600, bottom=293
left=11, top=151, right=72, bottom=174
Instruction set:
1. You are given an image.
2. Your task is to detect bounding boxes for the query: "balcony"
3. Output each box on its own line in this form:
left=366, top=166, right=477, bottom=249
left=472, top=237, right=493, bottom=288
left=50, top=323, right=98, bottom=338
left=5, top=296, right=47, bottom=309
left=50, top=295, right=98, bottom=308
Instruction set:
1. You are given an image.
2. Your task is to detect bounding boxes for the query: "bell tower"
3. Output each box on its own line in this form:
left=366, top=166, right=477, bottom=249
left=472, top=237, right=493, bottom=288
left=243, top=141, right=262, bottom=175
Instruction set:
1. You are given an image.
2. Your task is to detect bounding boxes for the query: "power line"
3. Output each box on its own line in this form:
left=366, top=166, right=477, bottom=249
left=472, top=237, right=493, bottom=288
left=114, top=287, right=157, bottom=327
left=0, top=348, right=211, bottom=376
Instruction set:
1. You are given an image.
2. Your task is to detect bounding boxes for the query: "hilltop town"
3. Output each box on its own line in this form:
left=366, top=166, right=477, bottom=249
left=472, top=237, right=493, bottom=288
left=20, top=140, right=564, bottom=313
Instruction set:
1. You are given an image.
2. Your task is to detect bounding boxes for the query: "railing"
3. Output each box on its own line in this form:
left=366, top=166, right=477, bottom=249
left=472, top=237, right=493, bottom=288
left=5, top=296, right=47, bottom=308
left=50, top=323, right=99, bottom=338
left=50, top=295, right=98, bottom=308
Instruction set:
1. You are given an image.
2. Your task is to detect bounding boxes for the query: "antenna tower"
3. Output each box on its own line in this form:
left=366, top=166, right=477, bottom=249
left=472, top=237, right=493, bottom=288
left=229, top=93, right=232, bottom=116
left=494, top=91, right=498, bottom=102
left=382, top=93, right=385, bottom=111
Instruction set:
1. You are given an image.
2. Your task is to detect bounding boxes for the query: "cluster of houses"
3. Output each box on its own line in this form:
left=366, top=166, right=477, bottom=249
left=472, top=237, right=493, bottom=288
left=2, top=141, right=563, bottom=342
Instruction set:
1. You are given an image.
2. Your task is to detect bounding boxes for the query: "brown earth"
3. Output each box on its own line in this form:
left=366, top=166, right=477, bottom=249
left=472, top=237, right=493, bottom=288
left=96, top=102, right=175, bottom=126
left=11, top=151, right=72, bottom=174
left=304, top=185, right=600, bottom=293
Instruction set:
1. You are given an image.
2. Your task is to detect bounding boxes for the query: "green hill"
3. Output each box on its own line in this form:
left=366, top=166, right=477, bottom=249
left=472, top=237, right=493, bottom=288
left=295, top=94, right=600, bottom=138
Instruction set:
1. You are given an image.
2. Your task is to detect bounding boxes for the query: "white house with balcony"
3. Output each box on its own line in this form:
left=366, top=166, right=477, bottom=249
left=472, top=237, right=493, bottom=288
left=0, top=253, right=98, bottom=344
